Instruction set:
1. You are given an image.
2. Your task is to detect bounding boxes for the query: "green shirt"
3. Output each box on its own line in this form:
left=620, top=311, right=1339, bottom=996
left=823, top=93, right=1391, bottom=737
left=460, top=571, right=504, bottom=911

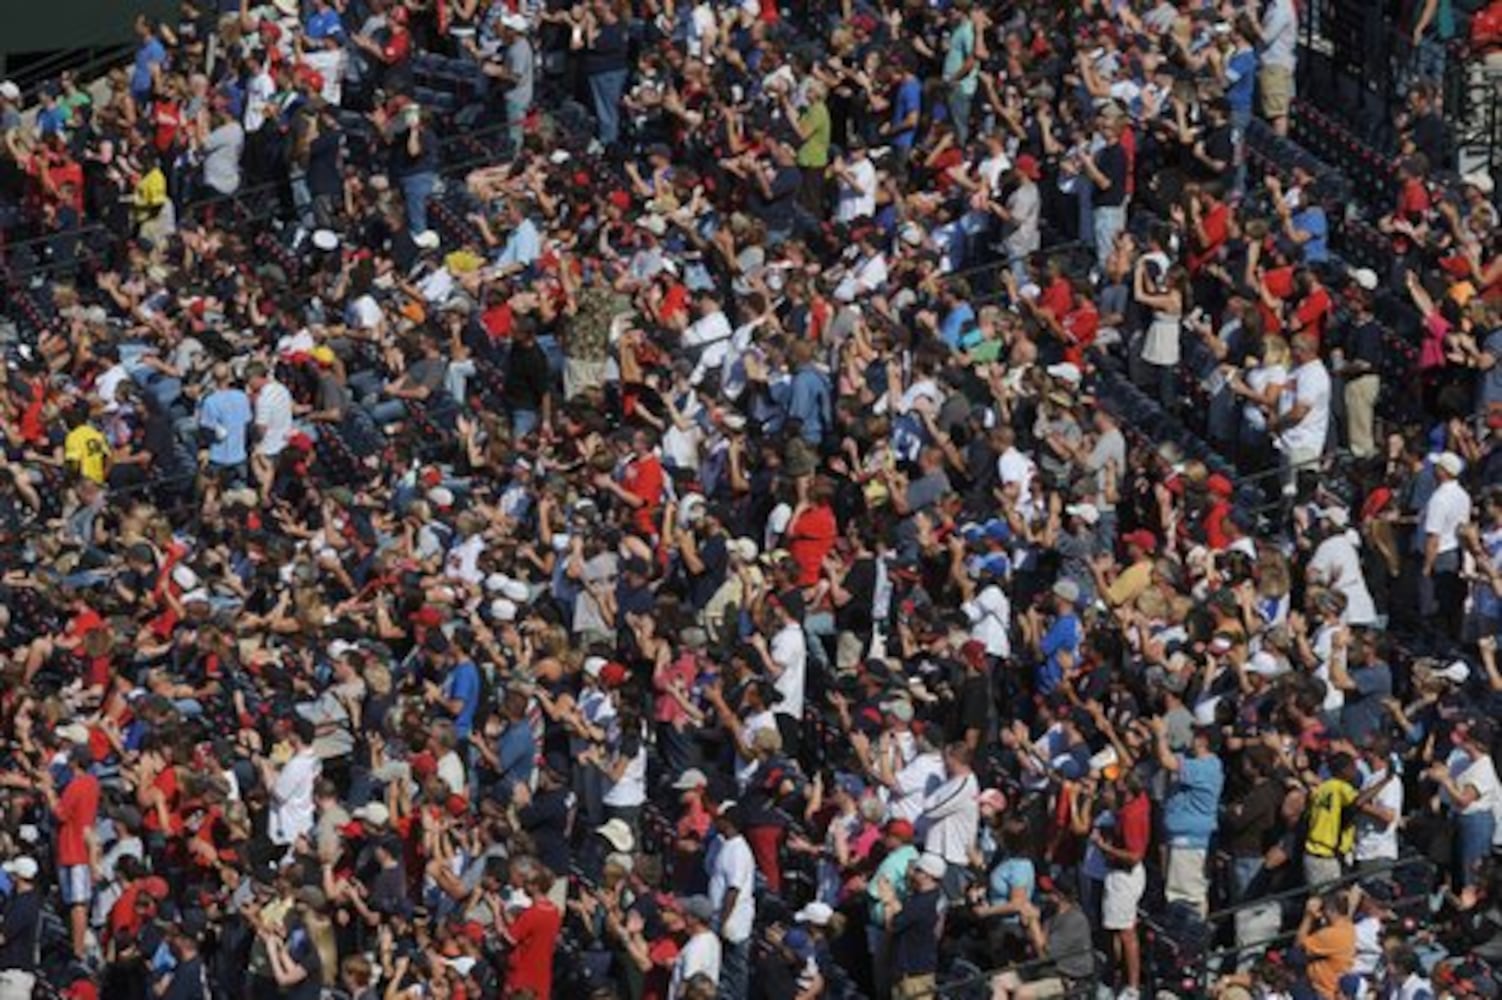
left=796, top=101, right=832, bottom=169
left=944, top=19, right=979, bottom=97
left=867, top=844, right=918, bottom=926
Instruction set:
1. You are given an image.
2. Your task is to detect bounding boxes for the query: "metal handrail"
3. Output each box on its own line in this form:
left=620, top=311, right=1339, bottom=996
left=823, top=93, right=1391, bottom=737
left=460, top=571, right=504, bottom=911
left=930, top=854, right=1436, bottom=999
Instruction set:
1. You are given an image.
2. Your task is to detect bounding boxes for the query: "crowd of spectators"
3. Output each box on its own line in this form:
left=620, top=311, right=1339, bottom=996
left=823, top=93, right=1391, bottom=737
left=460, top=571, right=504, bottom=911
left=3, top=0, right=1502, bottom=999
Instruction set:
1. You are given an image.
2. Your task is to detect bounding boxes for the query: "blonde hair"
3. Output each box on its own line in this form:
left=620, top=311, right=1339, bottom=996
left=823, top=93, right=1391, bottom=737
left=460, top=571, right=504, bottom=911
left=1262, top=336, right=1291, bottom=368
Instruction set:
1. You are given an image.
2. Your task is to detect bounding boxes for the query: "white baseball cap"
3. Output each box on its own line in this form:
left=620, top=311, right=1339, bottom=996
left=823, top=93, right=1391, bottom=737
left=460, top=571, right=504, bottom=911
left=3, top=857, right=38, bottom=880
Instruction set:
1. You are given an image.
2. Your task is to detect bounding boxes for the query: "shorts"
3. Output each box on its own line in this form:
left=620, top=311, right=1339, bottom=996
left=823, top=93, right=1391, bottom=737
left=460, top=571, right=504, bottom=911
left=60, top=864, right=92, bottom=906
left=1259, top=65, right=1293, bottom=119
left=1102, top=863, right=1145, bottom=930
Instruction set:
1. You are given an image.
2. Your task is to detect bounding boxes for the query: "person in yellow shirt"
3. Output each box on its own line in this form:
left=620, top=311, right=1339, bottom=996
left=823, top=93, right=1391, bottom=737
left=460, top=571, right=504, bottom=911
left=1096, top=529, right=1157, bottom=608
left=1303, top=753, right=1362, bottom=888
left=63, top=409, right=109, bottom=485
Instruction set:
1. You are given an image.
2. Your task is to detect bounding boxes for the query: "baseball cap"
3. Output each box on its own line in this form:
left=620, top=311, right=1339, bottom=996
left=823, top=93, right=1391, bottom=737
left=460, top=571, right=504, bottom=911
left=915, top=853, right=947, bottom=880
left=672, top=768, right=709, bottom=791
left=795, top=901, right=834, bottom=926
left=3, top=856, right=38, bottom=880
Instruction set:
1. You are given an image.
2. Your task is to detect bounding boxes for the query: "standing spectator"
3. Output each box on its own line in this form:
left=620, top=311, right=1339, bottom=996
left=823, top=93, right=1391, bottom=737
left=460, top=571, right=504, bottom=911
left=708, top=806, right=756, bottom=1000
left=880, top=853, right=947, bottom=1000
left=0, top=857, right=41, bottom=998
left=40, top=744, right=98, bottom=961
left=581, top=0, right=630, bottom=148
left=1153, top=720, right=1224, bottom=918
left=1422, top=451, right=1473, bottom=639
left=1258, top=0, right=1298, bottom=136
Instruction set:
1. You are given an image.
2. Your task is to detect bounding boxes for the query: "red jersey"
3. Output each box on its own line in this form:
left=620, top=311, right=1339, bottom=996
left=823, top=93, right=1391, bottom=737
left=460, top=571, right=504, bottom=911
left=623, top=454, right=665, bottom=535
left=505, top=900, right=562, bottom=997
left=56, top=772, right=101, bottom=866
left=786, top=504, right=837, bottom=587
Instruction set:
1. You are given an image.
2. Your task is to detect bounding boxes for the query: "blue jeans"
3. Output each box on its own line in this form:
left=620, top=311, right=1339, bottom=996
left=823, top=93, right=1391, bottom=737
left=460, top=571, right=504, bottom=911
left=1231, top=107, right=1252, bottom=194
left=398, top=170, right=437, bottom=235
left=719, top=938, right=750, bottom=1000
left=588, top=69, right=629, bottom=145
left=510, top=407, right=538, bottom=437
left=505, top=94, right=529, bottom=152
left=947, top=87, right=974, bottom=146
left=1094, top=204, right=1126, bottom=264
left=1232, top=855, right=1261, bottom=899
left=1456, top=810, right=1495, bottom=888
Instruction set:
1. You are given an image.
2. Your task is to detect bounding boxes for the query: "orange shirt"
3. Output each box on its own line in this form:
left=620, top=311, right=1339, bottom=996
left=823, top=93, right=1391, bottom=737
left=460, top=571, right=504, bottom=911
left=1304, top=917, right=1356, bottom=1000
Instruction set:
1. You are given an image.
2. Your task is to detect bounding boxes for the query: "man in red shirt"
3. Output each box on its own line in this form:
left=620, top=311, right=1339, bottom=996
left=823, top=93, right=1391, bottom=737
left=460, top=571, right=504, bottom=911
left=785, top=480, right=838, bottom=587
left=596, top=429, right=666, bottom=537
left=1093, top=772, right=1150, bottom=999
left=42, top=744, right=101, bottom=960
left=502, top=857, right=562, bottom=997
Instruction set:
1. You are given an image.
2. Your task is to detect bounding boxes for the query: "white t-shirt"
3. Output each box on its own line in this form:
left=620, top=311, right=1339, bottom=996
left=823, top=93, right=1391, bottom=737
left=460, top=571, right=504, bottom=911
left=770, top=623, right=807, bottom=720
left=834, top=252, right=889, bottom=302
left=97, top=363, right=131, bottom=410
left=1311, top=623, right=1345, bottom=713
left=1454, top=752, right=1502, bottom=827
left=1353, top=767, right=1402, bottom=862
left=671, top=930, right=722, bottom=999
left=255, top=379, right=294, bottom=456
left=1424, top=480, right=1473, bottom=556
left=1277, top=360, right=1330, bottom=457
left=963, top=584, right=1012, bottom=657
left=270, top=748, right=321, bottom=845
left=603, top=733, right=648, bottom=808
left=1307, top=533, right=1377, bottom=626
left=887, top=750, right=946, bottom=823
left=921, top=772, right=979, bottom=864
left=445, top=534, right=487, bottom=587
left=734, top=709, right=778, bottom=787
left=708, top=834, right=756, bottom=943
left=244, top=70, right=277, bottom=132
left=835, top=157, right=878, bottom=222
left=684, top=310, right=734, bottom=380
left=1243, top=363, right=1287, bottom=432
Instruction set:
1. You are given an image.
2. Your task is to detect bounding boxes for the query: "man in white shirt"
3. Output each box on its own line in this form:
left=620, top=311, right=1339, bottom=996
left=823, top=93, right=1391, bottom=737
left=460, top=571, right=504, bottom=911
left=834, top=230, right=889, bottom=302
left=962, top=582, right=1011, bottom=658
left=752, top=593, right=807, bottom=754
left=243, top=51, right=277, bottom=133
left=1423, top=451, right=1473, bottom=636
left=683, top=292, right=735, bottom=384
left=920, top=743, right=980, bottom=881
left=1274, top=334, right=1329, bottom=501
left=1306, top=507, right=1377, bottom=627
left=259, top=719, right=322, bottom=849
left=833, top=138, right=877, bottom=223
left=671, top=896, right=723, bottom=999
left=873, top=702, right=946, bottom=822
left=707, top=807, right=756, bottom=1000
left=1353, top=738, right=1403, bottom=868
left=248, top=361, right=294, bottom=498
